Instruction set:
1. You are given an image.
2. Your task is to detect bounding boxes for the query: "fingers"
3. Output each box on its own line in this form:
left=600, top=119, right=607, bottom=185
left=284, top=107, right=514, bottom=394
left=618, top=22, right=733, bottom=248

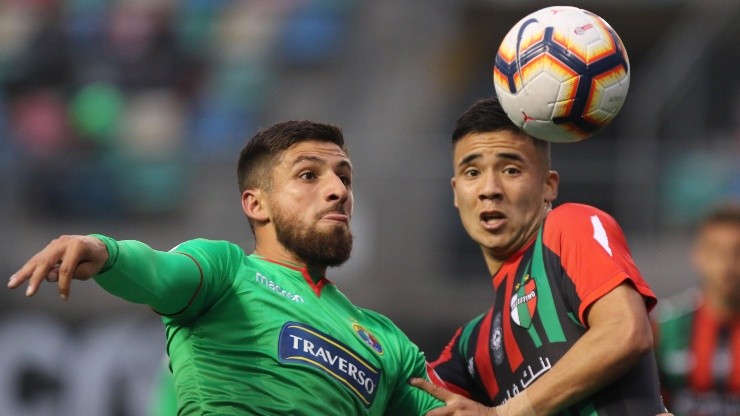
left=7, top=236, right=88, bottom=300
left=8, top=254, right=55, bottom=297
left=56, top=259, right=73, bottom=300
left=411, top=377, right=499, bottom=416
left=33, top=259, right=63, bottom=298
left=410, top=377, right=456, bottom=402
left=46, top=264, right=60, bottom=282
left=9, top=250, right=63, bottom=299
left=57, top=244, right=86, bottom=300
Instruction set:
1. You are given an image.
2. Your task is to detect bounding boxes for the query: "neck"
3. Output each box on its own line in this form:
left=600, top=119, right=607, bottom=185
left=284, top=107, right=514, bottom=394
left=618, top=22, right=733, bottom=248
left=304, top=265, right=327, bottom=284
left=484, top=254, right=504, bottom=277
left=253, top=228, right=302, bottom=266
left=253, top=241, right=328, bottom=279
left=483, top=226, right=542, bottom=277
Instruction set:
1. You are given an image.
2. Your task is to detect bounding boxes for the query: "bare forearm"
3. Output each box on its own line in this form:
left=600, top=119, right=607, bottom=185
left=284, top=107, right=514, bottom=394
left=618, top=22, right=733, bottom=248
left=522, top=316, right=652, bottom=414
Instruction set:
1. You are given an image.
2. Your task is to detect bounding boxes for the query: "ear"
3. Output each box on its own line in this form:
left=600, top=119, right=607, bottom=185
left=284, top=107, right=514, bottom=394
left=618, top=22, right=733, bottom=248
left=451, top=177, right=460, bottom=208
left=544, top=170, right=559, bottom=205
left=242, top=189, right=269, bottom=223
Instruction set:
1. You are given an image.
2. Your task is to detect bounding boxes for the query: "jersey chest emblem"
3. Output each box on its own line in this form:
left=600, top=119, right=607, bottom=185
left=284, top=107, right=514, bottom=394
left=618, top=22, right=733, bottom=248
left=353, top=323, right=384, bottom=354
left=510, top=275, right=537, bottom=329
left=491, top=311, right=505, bottom=366
left=278, top=322, right=381, bottom=407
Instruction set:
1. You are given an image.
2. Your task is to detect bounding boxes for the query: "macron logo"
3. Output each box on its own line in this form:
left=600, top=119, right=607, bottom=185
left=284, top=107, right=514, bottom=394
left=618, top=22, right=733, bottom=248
left=255, top=273, right=305, bottom=303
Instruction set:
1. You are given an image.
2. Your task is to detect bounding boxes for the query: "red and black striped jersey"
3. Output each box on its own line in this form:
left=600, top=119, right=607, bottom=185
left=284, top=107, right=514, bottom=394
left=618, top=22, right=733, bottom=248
left=654, top=292, right=740, bottom=415
left=432, top=203, right=664, bottom=415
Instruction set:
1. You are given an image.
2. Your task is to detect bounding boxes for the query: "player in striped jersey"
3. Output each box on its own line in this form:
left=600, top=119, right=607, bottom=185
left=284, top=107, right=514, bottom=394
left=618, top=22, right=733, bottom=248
left=654, top=203, right=740, bottom=415
left=411, top=98, right=669, bottom=415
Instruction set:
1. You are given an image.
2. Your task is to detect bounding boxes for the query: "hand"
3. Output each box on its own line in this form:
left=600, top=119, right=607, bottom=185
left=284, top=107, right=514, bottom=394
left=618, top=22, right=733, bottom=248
left=7, top=235, right=109, bottom=300
left=409, top=377, right=496, bottom=416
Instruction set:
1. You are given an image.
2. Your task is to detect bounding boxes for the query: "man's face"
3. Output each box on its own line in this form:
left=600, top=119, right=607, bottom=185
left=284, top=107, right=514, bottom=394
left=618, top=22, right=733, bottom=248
left=267, top=140, right=354, bottom=267
left=693, top=221, right=740, bottom=307
left=451, top=130, right=558, bottom=267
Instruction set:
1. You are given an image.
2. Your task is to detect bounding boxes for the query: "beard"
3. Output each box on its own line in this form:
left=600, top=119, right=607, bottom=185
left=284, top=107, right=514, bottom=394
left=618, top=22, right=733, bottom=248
left=272, top=205, right=353, bottom=268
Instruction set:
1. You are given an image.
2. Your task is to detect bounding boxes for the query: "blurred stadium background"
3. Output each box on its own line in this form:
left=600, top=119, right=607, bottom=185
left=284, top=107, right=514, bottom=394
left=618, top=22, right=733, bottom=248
left=0, top=0, right=737, bottom=414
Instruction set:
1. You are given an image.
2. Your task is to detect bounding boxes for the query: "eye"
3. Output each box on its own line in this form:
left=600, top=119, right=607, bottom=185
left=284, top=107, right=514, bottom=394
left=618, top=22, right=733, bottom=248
left=502, top=166, right=521, bottom=175
left=463, top=167, right=480, bottom=177
left=339, top=175, right=352, bottom=187
left=299, top=171, right=317, bottom=180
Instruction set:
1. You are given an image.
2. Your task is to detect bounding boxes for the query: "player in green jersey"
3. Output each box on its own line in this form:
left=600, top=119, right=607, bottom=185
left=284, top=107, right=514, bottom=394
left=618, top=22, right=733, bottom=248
left=8, top=120, right=444, bottom=415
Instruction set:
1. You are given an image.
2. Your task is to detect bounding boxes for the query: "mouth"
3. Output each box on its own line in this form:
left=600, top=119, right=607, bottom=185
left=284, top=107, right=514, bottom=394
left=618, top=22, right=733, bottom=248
left=320, top=208, right=349, bottom=223
left=321, top=213, right=349, bottom=223
left=480, top=210, right=506, bottom=230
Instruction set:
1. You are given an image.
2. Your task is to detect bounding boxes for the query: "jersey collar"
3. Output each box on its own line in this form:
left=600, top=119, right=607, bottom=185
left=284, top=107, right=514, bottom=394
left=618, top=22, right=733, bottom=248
left=252, top=255, right=333, bottom=297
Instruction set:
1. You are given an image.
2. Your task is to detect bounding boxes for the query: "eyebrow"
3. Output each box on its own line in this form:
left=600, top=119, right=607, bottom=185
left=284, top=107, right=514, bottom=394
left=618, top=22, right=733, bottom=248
left=293, top=155, right=352, bottom=170
left=457, top=151, right=524, bottom=169
left=457, top=153, right=482, bottom=168
left=497, top=152, right=525, bottom=163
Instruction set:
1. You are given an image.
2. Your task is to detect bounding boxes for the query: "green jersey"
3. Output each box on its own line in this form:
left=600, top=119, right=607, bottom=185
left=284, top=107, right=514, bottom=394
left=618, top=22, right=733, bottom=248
left=92, top=236, right=442, bottom=415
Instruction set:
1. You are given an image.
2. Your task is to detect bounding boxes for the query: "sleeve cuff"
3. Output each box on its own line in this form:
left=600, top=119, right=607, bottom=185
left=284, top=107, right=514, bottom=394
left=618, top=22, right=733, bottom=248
left=88, top=234, right=119, bottom=273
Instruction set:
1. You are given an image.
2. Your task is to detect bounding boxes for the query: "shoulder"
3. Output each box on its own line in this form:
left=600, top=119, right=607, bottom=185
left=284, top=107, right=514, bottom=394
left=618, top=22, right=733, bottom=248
left=461, top=312, right=487, bottom=331
left=349, top=308, right=424, bottom=358
left=544, top=203, right=625, bottom=243
left=549, top=202, right=607, bottom=217
left=448, top=312, right=488, bottom=349
left=357, top=307, right=398, bottom=330
left=546, top=203, right=617, bottom=230
left=169, top=239, right=248, bottom=269
left=170, top=238, right=245, bottom=254
left=355, top=308, right=418, bottom=345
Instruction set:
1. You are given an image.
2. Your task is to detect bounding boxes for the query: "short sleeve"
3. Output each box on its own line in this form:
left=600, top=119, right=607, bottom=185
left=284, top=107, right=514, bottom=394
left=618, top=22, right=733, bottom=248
left=543, top=204, right=657, bottom=325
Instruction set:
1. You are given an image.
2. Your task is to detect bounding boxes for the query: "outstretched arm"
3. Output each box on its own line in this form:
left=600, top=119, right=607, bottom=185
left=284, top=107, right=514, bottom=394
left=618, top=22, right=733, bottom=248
left=8, top=235, right=109, bottom=300
left=8, top=234, right=203, bottom=315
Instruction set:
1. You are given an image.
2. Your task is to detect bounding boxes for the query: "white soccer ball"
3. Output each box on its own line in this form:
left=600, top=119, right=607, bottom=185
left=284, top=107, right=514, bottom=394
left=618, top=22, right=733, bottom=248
left=493, top=6, right=630, bottom=143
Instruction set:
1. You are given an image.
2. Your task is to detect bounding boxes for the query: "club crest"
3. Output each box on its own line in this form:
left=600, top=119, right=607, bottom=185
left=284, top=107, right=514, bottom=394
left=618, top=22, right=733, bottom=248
left=353, top=323, right=383, bottom=354
left=510, top=275, right=537, bottom=329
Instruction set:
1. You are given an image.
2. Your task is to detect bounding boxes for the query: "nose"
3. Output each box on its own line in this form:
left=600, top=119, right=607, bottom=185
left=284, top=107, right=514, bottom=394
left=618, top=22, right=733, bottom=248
left=478, top=171, right=502, bottom=201
left=326, top=173, right=350, bottom=203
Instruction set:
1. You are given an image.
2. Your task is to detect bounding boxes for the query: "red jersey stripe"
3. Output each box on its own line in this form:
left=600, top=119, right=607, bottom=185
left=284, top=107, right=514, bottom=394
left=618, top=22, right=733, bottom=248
left=475, top=310, right=499, bottom=400
left=689, top=306, right=718, bottom=391
left=731, top=320, right=740, bottom=393
left=501, top=271, right=524, bottom=371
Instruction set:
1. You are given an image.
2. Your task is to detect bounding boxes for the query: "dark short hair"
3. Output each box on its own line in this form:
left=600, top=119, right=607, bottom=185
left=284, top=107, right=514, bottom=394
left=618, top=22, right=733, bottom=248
left=237, top=120, right=346, bottom=193
left=452, top=97, right=550, bottom=167
left=698, top=202, right=740, bottom=231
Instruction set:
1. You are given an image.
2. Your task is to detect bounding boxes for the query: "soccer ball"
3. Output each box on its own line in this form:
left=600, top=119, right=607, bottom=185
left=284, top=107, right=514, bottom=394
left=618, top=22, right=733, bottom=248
left=493, top=6, right=630, bottom=143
